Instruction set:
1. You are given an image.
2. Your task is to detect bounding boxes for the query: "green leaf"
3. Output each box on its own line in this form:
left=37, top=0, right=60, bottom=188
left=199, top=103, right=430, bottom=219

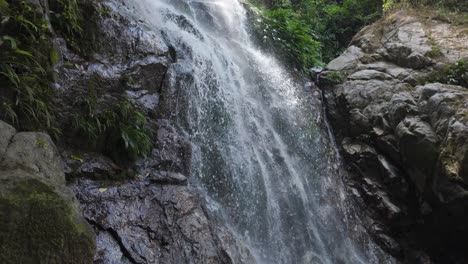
left=15, top=49, right=33, bottom=57
left=2, top=36, right=17, bottom=49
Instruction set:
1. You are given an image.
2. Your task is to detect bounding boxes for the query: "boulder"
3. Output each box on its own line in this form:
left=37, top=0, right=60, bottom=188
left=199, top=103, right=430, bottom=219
left=0, top=121, right=95, bottom=264
left=326, top=46, right=364, bottom=71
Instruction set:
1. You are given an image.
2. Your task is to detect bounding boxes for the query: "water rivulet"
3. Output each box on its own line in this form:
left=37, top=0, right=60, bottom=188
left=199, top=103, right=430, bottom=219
left=131, top=0, right=393, bottom=263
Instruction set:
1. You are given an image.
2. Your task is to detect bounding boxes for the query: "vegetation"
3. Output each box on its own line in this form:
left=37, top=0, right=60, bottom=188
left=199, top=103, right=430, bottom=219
left=0, top=0, right=59, bottom=136
left=1, top=0, right=151, bottom=162
left=250, top=3, right=321, bottom=69
left=322, top=70, right=345, bottom=85
left=49, top=0, right=83, bottom=49
left=250, top=0, right=467, bottom=69
left=419, top=59, right=468, bottom=88
left=249, top=0, right=383, bottom=67
left=73, top=96, right=152, bottom=162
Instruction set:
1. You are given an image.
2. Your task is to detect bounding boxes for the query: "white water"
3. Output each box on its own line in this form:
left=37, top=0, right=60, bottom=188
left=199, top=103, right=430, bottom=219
left=131, top=0, right=394, bottom=263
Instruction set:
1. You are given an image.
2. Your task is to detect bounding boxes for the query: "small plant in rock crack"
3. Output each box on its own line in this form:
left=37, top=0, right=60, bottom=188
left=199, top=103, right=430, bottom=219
left=323, top=70, right=346, bottom=85
left=49, top=0, right=83, bottom=48
left=73, top=97, right=153, bottom=162
left=420, top=58, right=468, bottom=88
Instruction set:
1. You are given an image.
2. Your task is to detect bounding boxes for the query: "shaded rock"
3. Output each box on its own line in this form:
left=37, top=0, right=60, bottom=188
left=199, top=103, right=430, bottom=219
left=62, top=151, right=122, bottom=181
left=396, top=117, right=439, bottom=194
left=0, top=121, right=16, bottom=158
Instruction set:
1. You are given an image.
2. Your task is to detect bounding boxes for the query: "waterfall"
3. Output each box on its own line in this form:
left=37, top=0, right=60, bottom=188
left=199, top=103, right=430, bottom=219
left=130, top=0, right=394, bottom=263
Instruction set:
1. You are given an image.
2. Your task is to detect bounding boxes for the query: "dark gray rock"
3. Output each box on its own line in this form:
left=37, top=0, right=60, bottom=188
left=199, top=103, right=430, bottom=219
left=62, top=151, right=122, bottom=181
left=72, top=179, right=254, bottom=264
left=396, top=117, right=439, bottom=194
left=135, top=120, right=192, bottom=177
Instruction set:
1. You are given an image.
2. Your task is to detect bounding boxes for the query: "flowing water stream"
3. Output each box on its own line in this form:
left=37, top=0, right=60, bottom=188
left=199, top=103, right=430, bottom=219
left=131, top=0, right=394, bottom=263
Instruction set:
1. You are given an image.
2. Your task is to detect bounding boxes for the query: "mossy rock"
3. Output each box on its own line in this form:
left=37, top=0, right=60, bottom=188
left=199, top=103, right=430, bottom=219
left=0, top=176, right=95, bottom=264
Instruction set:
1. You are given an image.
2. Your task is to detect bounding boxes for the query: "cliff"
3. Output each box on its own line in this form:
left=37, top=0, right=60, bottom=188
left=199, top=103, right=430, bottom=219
left=319, top=8, right=468, bottom=263
left=0, top=0, right=253, bottom=263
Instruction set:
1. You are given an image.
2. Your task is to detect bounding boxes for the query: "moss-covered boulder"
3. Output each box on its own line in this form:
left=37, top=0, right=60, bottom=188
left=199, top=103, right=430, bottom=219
left=0, top=120, right=95, bottom=264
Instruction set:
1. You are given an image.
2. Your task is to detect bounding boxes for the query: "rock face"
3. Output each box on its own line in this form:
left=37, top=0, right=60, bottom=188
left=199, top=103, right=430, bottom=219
left=0, top=120, right=95, bottom=264
left=72, top=179, right=254, bottom=264
left=48, top=0, right=254, bottom=263
left=320, top=9, right=468, bottom=263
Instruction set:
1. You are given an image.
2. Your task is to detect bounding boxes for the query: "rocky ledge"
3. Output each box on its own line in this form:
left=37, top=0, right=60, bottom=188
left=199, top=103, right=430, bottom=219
left=319, top=9, right=468, bottom=263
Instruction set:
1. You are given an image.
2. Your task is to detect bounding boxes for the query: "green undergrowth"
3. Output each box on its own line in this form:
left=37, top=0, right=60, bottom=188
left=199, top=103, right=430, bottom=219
left=248, top=2, right=321, bottom=70
left=419, top=59, right=468, bottom=88
left=73, top=95, right=152, bottom=162
left=0, top=0, right=59, bottom=137
left=322, top=70, right=346, bottom=85
left=50, top=0, right=104, bottom=57
left=248, top=0, right=383, bottom=67
left=49, top=0, right=83, bottom=50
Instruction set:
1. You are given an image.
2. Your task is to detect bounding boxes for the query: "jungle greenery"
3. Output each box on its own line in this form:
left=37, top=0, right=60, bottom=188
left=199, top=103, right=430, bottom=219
left=0, top=0, right=151, bottom=161
left=249, top=0, right=467, bottom=69
left=248, top=0, right=383, bottom=68
left=0, top=0, right=59, bottom=136
left=73, top=96, right=153, bottom=162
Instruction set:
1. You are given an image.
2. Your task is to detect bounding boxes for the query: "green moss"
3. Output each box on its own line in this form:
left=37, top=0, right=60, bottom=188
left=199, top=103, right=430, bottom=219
left=50, top=48, right=60, bottom=65
left=0, top=178, right=95, bottom=264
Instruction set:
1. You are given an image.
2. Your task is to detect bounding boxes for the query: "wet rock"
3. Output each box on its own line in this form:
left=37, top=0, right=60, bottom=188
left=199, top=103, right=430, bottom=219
left=62, top=151, right=122, bottom=181
left=136, top=120, right=192, bottom=177
left=73, top=179, right=254, bottom=264
left=54, top=0, right=170, bottom=135
left=126, top=90, right=160, bottom=111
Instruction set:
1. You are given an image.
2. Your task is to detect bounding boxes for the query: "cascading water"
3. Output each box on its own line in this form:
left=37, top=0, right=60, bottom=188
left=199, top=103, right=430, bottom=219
left=130, top=0, right=395, bottom=263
